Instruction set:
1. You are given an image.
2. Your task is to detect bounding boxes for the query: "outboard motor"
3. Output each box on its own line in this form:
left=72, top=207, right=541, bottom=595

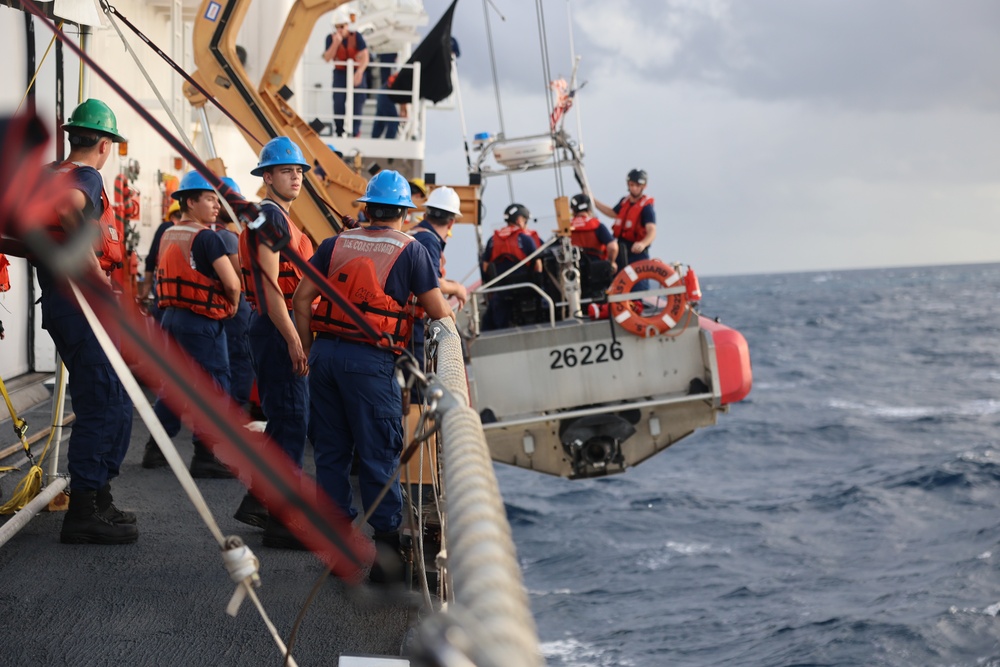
left=560, top=414, right=635, bottom=478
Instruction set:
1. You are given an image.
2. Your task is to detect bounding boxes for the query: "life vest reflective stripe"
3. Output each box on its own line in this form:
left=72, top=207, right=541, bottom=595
left=611, top=195, right=654, bottom=244
left=334, top=32, right=359, bottom=71
left=0, top=253, right=10, bottom=292
left=239, top=203, right=314, bottom=311
left=489, top=226, right=529, bottom=263
left=608, top=259, right=688, bottom=337
left=311, top=228, right=414, bottom=349
left=156, top=224, right=232, bottom=320
left=45, top=162, right=124, bottom=273
left=570, top=215, right=607, bottom=260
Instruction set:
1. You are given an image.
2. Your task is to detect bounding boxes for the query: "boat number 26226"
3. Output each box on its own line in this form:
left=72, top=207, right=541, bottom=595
left=549, top=342, right=624, bottom=369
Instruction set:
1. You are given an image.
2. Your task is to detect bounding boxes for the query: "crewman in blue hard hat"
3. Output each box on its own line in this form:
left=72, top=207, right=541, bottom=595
left=291, top=169, right=452, bottom=582
left=35, top=98, right=137, bottom=544
left=141, top=170, right=242, bottom=477
left=233, top=137, right=316, bottom=548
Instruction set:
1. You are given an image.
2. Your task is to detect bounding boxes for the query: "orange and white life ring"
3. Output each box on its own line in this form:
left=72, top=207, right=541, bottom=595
left=608, top=259, right=688, bottom=337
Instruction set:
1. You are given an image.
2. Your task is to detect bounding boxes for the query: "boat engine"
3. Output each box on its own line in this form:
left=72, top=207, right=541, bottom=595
left=560, top=413, right=635, bottom=478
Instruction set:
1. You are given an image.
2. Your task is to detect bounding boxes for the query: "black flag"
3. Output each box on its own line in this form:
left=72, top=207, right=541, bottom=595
left=390, top=0, right=458, bottom=104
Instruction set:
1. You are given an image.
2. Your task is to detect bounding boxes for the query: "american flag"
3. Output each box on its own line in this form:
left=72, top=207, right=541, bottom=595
left=549, top=78, right=585, bottom=131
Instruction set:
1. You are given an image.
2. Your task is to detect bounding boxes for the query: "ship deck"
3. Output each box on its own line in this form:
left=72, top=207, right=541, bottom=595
left=0, top=380, right=414, bottom=665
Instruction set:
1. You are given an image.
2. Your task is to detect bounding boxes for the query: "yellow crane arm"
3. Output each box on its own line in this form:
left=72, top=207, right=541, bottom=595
left=188, top=0, right=366, bottom=242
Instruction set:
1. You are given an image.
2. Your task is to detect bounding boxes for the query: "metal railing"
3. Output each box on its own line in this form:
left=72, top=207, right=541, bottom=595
left=303, top=59, right=422, bottom=141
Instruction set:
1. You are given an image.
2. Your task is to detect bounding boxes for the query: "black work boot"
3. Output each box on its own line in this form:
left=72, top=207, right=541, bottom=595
left=190, top=444, right=234, bottom=479
left=60, top=489, right=139, bottom=545
left=96, top=483, right=136, bottom=525
left=234, top=492, right=268, bottom=528
left=262, top=516, right=308, bottom=550
left=141, top=436, right=168, bottom=469
left=369, top=531, right=407, bottom=585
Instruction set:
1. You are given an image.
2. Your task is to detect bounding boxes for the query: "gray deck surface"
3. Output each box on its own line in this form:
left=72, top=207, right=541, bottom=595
left=0, top=384, right=415, bottom=666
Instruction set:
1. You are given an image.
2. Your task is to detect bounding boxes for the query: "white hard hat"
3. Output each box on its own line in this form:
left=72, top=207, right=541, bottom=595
left=330, top=6, right=352, bottom=26
left=425, top=186, right=462, bottom=218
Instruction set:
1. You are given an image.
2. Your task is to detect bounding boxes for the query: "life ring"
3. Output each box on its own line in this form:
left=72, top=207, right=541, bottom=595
left=608, top=259, right=688, bottom=337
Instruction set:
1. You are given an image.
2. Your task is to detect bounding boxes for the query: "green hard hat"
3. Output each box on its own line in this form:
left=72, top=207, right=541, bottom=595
left=63, top=98, right=127, bottom=143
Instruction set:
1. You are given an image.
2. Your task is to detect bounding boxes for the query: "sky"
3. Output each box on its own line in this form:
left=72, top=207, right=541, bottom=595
left=415, top=0, right=1000, bottom=277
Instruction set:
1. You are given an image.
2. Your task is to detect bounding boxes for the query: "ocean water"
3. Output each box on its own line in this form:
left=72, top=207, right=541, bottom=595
left=495, top=263, right=1000, bottom=667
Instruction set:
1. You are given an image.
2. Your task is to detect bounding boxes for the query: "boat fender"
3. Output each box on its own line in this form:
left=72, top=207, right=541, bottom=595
left=684, top=265, right=702, bottom=302
left=608, top=259, right=688, bottom=337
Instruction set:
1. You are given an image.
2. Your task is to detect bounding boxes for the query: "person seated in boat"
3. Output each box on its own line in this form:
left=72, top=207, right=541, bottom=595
left=594, top=168, right=656, bottom=291
left=480, top=203, right=542, bottom=330
left=569, top=193, right=619, bottom=299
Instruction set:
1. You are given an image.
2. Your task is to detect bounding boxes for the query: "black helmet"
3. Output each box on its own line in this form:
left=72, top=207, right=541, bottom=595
left=570, top=193, right=590, bottom=213
left=627, top=168, right=647, bottom=185
left=504, top=203, right=530, bottom=224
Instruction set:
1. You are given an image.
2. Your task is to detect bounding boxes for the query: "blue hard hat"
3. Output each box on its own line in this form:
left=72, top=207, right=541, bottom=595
left=221, top=176, right=242, bottom=196
left=172, top=170, right=215, bottom=200
left=326, top=143, right=338, bottom=153
left=251, top=136, right=311, bottom=177
left=357, top=170, right=415, bottom=208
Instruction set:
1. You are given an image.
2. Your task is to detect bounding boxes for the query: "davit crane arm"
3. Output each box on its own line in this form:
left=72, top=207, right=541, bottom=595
left=187, top=0, right=366, bottom=241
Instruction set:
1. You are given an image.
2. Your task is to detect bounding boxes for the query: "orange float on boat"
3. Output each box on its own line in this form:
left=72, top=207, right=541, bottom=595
left=608, top=259, right=688, bottom=337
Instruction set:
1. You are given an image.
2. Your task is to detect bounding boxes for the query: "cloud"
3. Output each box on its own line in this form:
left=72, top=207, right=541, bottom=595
left=569, top=0, right=1000, bottom=112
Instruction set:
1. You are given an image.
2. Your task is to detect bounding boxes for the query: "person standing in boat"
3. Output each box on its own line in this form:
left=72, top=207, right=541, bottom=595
left=141, top=171, right=241, bottom=477
left=569, top=193, right=618, bottom=270
left=233, top=138, right=315, bottom=550
left=35, top=99, right=136, bottom=544
left=322, top=7, right=369, bottom=138
left=480, top=203, right=541, bottom=330
left=291, top=170, right=451, bottom=582
left=594, top=168, right=656, bottom=275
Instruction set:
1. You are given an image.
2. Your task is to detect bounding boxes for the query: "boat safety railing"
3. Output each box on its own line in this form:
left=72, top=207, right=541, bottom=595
left=482, top=391, right=719, bottom=432
left=303, top=59, right=422, bottom=141
left=415, top=318, right=543, bottom=667
left=471, top=282, right=556, bottom=329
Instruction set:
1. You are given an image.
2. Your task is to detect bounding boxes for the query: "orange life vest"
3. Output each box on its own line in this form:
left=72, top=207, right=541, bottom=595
left=0, top=253, right=10, bottom=292
left=239, top=203, right=314, bottom=311
left=311, top=228, right=413, bottom=349
left=570, top=215, right=608, bottom=260
left=489, top=226, right=530, bottom=263
left=156, top=223, right=233, bottom=320
left=45, top=162, right=124, bottom=273
left=334, top=32, right=360, bottom=71
left=611, top=195, right=654, bottom=244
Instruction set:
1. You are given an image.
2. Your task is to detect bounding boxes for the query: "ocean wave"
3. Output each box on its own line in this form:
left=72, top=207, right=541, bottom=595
left=539, top=637, right=635, bottom=667
left=828, top=398, right=1000, bottom=420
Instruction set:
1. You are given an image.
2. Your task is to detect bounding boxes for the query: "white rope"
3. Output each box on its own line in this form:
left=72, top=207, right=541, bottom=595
left=66, top=281, right=297, bottom=667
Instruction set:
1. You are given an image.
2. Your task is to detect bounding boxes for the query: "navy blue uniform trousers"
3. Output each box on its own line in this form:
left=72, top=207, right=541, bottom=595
left=309, top=335, right=403, bottom=534
left=247, top=310, right=308, bottom=467
left=224, top=294, right=253, bottom=407
left=41, top=287, right=133, bottom=493
left=152, top=308, right=230, bottom=445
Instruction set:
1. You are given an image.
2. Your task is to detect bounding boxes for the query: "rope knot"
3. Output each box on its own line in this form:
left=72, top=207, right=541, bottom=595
left=222, top=536, right=260, bottom=616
